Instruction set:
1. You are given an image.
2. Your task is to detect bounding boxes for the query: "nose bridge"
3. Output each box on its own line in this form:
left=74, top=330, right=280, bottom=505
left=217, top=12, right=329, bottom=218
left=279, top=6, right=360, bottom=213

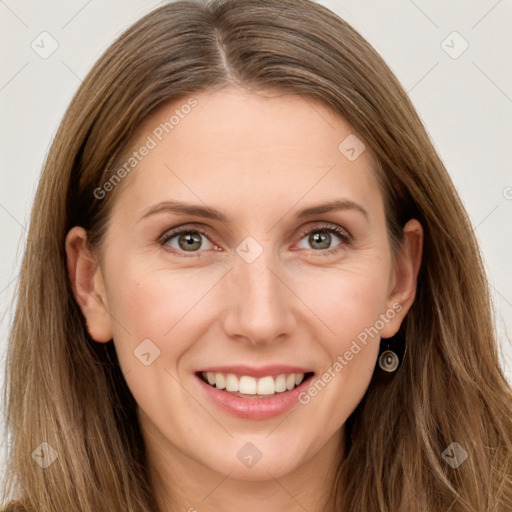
left=221, top=238, right=295, bottom=344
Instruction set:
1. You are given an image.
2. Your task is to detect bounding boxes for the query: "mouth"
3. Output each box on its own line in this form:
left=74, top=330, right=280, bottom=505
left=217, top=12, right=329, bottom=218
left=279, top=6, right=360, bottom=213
left=195, top=364, right=316, bottom=419
left=196, top=370, right=315, bottom=399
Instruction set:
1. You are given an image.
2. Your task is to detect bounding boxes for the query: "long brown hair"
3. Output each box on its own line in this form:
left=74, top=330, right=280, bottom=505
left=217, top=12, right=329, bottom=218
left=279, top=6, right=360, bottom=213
left=2, top=1, right=511, bottom=510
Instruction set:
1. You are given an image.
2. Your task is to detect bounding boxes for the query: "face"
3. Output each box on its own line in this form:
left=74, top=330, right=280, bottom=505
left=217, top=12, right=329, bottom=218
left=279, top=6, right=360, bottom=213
left=67, top=87, right=421, bottom=485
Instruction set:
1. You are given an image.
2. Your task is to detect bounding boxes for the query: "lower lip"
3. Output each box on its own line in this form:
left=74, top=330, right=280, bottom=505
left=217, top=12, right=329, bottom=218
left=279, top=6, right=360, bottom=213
left=196, top=374, right=313, bottom=420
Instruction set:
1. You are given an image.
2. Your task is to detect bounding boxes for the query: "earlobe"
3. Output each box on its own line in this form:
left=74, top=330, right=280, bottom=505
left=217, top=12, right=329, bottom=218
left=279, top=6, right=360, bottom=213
left=380, top=219, right=423, bottom=338
left=65, top=226, right=113, bottom=343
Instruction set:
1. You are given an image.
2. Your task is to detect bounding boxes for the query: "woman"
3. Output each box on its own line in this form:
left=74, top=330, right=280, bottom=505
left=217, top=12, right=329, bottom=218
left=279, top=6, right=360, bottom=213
left=2, top=0, right=511, bottom=510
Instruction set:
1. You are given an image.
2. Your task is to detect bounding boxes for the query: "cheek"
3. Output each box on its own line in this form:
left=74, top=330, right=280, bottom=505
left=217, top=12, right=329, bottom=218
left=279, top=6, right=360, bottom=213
left=290, top=254, right=393, bottom=340
left=102, top=261, right=222, bottom=431
left=102, top=255, right=227, bottom=378
left=105, top=253, right=224, bottom=332
left=292, top=260, right=391, bottom=422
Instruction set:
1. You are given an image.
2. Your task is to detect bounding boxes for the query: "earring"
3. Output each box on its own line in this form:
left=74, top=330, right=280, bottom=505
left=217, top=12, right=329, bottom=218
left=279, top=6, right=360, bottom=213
left=377, top=331, right=406, bottom=374
left=378, top=349, right=400, bottom=372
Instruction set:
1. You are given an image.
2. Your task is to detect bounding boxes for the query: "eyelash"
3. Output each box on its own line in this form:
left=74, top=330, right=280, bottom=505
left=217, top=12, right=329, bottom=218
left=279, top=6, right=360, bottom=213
left=158, top=224, right=351, bottom=257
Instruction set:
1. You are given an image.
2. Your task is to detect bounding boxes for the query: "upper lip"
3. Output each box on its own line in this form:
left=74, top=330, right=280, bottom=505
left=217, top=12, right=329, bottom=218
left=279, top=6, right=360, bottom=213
left=196, top=365, right=314, bottom=378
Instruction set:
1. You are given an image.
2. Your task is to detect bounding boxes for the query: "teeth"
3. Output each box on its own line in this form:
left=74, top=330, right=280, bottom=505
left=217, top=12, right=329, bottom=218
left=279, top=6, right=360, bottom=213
left=275, top=374, right=287, bottom=392
left=201, top=372, right=307, bottom=396
left=216, top=373, right=226, bottom=389
left=239, top=376, right=257, bottom=394
left=257, top=376, right=275, bottom=395
left=225, top=373, right=239, bottom=392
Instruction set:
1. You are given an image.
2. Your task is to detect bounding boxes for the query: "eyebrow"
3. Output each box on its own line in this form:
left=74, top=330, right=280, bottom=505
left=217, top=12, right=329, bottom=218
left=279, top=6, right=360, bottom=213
left=296, top=199, right=368, bottom=220
left=137, top=198, right=369, bottom=224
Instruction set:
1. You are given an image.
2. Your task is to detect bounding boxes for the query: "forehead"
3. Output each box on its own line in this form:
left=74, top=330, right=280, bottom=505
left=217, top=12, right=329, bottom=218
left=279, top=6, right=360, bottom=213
left=109, top=87, right=383, bottom=224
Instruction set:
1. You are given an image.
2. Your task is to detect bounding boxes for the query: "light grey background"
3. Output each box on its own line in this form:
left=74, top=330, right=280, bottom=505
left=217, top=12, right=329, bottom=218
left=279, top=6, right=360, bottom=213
left=1, top=0, right=511, bottom=476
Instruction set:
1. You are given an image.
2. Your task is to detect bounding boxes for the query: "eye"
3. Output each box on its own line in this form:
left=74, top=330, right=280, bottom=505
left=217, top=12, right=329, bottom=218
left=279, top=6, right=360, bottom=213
left=159, top=223, right=351, bottom=257
left=295, top=224, right=351, bottom=254
left=160, top=228, right=215, bottom=254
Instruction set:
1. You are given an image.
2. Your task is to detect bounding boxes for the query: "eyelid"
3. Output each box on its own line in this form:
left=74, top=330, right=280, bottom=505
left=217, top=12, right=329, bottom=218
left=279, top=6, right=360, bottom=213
left=158, top=224, right=216, bottom=252
left=293, top=223, right=352, bottom=256
left=296, top=222, right=351, bottom=243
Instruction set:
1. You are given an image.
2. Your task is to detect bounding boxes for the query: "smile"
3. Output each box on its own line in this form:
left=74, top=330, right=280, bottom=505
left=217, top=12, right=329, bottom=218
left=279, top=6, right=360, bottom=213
left=199, top=371, right=313, bottom=397
left=195, top=366, right=315, bottom=420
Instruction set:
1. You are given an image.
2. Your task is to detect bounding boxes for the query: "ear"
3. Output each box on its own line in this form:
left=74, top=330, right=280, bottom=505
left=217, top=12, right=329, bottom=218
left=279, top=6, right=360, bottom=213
left=65, top=226, right=113, bottom=343
left=380, top=219, right=423, bottom=338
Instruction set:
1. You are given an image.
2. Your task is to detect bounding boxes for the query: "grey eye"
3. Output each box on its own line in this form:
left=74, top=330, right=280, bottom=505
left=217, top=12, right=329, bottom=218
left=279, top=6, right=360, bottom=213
left=165, top=231, right=214, bottom=252
left=308, top=232, right=332, bottom=250
left=296, top=228, right=344, bottom=251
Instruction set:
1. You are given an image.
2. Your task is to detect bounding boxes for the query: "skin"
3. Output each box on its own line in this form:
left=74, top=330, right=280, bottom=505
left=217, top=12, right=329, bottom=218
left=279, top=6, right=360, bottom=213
left=66, top=87, right=423, bottom=512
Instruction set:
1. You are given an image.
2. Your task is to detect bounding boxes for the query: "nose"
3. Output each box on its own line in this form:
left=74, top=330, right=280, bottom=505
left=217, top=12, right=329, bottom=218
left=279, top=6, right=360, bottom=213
left=221, top=244, right=297, bottom=346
